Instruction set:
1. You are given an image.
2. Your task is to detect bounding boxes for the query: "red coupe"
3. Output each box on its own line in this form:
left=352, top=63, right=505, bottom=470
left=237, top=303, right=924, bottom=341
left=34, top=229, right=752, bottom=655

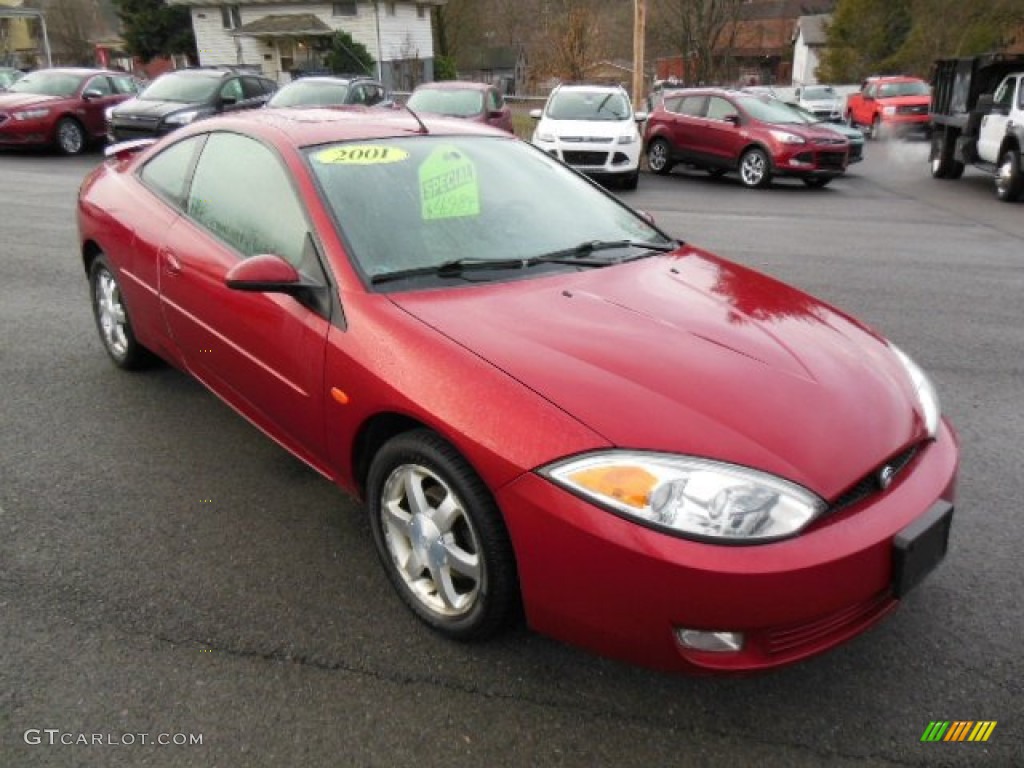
left=0, top=68, right=140, bottom=154
left=78, top=109, right=957, bottom=672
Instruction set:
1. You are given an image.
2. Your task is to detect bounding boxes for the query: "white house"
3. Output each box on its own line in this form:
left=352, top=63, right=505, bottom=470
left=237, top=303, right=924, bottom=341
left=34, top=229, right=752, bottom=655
left=791, top=13, right=829, bottom=86
left=165, top=0, right=445, bottom=88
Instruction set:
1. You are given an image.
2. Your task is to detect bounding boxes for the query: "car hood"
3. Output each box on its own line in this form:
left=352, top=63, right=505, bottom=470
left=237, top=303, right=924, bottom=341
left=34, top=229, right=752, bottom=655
left=543, top=117, right=635, bottom=140
left=390, top=249, right=925, bottom=499
left=0, top=92, right=62, bottom=110
left=113, top=98, right=201, bottom=119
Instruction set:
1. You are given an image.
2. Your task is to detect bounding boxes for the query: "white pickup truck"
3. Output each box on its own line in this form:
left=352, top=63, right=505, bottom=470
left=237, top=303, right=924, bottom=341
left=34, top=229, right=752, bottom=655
left=930, top=53, right=1024, bottom=202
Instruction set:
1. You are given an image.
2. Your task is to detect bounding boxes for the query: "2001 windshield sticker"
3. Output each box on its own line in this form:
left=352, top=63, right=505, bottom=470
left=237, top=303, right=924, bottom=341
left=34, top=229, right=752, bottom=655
left=418, top=146, right=480, bottom=221
left=315, top=145, right=409, bottom=165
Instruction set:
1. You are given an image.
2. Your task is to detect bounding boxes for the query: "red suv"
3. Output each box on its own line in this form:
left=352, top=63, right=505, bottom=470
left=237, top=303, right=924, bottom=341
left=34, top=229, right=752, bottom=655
left=644, top=89, right=850, bottom=188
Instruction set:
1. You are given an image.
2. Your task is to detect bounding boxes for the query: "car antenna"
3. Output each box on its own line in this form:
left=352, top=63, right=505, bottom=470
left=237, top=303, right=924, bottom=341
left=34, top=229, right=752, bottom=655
left=403, top=103, right=430, bottom=134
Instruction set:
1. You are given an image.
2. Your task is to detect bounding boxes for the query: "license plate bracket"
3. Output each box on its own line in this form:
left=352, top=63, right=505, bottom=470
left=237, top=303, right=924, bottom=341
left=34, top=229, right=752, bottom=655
left=892, top=501, right=953, bottom=598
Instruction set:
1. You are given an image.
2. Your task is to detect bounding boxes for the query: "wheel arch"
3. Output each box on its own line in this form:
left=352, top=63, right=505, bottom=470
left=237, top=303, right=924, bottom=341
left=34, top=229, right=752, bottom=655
left=739, top=141, right=775, bottom=171
left=52, top=112, right=85, bottom=141
left=998, top=133, right=1021, bottom=160
left=82, top=239, right=103, bottom=276
left=351, top=411, right=434, bottom=499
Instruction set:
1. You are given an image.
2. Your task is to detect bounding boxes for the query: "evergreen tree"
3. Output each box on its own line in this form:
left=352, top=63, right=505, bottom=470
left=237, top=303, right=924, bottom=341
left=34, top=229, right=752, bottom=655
left=112, top=0, right=196, bottom=63
left=327, top=30, right=375, bottom=75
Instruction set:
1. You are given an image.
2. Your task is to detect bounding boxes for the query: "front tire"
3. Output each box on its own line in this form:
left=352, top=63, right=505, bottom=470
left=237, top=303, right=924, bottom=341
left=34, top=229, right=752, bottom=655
left=55, top=117, right=87, bottom=155
left=367, top=430, right=519, bottom=641
left=646, top=138, right=674, bottom=175
left=738, top=148, right=771, bottom=188
left=995, top=147, right=1023, bottom=202
left=89, top=255, right=155, bottom=370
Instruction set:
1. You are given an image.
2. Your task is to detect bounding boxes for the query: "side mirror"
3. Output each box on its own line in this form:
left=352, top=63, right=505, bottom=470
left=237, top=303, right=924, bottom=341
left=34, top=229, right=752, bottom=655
left=529, top=108, right=542, bottom=120
left=724, top=114, right=740, bottom=125
left=634, top=111, right=648, bottom=122
left=226, top=254, right=307, bottom=294
left=221, top=96, right=237, bottom=106
left=82, top=89, right=104, bottom=100
left=488, top=109, right=504, bottom=118
left=863, top=94, right=874, bottom=102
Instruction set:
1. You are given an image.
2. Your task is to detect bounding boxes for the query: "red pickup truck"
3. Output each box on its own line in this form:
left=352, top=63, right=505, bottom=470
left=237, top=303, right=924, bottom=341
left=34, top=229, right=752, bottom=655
left=846, top=76, right=931, bottom=140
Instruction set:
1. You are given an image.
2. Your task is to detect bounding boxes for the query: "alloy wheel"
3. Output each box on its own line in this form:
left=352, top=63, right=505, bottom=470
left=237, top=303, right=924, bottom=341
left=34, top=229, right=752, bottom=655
left=95, top=268, right=129, bottom=359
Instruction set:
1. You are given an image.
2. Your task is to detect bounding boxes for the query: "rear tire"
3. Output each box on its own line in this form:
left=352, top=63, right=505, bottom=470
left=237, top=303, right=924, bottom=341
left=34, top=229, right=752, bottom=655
left=646, top=138, right=674, bottom=175
left=995, top=147, right=1023, bottom=202
left=930, top=132, right=964, bottom=179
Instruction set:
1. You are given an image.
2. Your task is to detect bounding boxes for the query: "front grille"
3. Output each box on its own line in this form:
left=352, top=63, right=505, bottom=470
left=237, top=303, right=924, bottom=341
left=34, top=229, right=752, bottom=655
left=560, top=136, right=614, bottom=144
left=112, top=125, right=160, bottom=141
left=816, top=151, right=847, bottom=170
left=848, top=143, right=863, bottom=161
left=896, top=105, right=928, bottom=115
left=763, top=591, right=894, bottom=656
left=829, top=444, right=919, bottom=512
left=562, top=151, right=608, bottom=166
left=813, top=137, right=846, bottom=146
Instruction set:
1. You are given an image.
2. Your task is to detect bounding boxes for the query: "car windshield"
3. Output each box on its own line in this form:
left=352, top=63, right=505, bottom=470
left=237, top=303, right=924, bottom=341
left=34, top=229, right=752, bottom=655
left=305, top=135, right=669, bottom=286
left=546, top=90, right=630, bottom=120
left=878, top=81, right=930, bottom=98
left=407, top=88, right=484, bottom=118
left=801, top=86, right=835, bottom=101
left=269, top=81, right=350, bottom=108
left=737, top=95, right=804, bottom=125
left=140, top=74, right=220, bottom=103
left=8, top=71, right=83, bottom=97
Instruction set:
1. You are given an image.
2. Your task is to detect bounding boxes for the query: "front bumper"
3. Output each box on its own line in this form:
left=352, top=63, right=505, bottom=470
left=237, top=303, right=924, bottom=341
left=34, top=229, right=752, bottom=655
left=496, top=420, right=958, bottom=673
left=537, top=141, right=641, bottom=178
left=771, top=144, right=849, bottom=178
left=0, top=115, right=54, bottom=147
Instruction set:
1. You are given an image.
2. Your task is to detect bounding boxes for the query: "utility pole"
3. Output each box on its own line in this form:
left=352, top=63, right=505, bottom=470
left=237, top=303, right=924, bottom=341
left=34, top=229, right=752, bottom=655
left=632, top=0, right=646, bottom=110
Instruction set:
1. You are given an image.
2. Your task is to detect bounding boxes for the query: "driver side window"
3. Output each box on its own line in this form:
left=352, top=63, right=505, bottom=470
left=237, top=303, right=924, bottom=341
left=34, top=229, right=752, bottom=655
left=186, top=132, right=314, bottom=275
left=994, top=78, right=1015, bottom=109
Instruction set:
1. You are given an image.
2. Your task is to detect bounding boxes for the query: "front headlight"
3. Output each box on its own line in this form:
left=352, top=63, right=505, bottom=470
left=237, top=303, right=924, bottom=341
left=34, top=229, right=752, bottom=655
left=164, top=110, right=200, bottom=126
left=769, top=129, right=805, bottom=145
left=12, top=108, right=50, bottom=121
left=617, top=133, right=637, bottom=144
left=883, top=106, right=897, bottom=116
left=890, top=345, right=941, bottom=438
left=543, top=452, right=826, bottom=543
left=535, top=131, right=556, bottom=143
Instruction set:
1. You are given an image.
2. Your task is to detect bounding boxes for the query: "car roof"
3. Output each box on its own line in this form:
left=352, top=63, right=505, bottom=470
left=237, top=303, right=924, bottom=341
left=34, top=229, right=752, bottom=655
left=415, top=80, right=490, bottom=92
left=26, top=67, right=122, bottom=77
left=553, top=83, right=627, bottom=93
left=280, top=76, right=367, bottom=86
left=175, top=107, right=508, bottom=149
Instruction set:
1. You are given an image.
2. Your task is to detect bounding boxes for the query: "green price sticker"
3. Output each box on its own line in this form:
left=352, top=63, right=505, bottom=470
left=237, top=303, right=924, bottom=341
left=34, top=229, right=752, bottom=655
left=315, top=145, right=410, bottom=165
left=418, top=145, right=480, bottom=221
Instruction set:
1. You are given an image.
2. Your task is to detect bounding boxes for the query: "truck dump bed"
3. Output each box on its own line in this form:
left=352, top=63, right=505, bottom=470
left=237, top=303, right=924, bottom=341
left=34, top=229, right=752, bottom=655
left=932, top=53, right=1024, bottom=124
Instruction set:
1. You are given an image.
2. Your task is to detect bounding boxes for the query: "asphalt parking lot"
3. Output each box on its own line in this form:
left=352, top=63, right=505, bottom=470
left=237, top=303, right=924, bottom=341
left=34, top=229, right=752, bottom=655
left=1, top=140, right=1022, bottom=767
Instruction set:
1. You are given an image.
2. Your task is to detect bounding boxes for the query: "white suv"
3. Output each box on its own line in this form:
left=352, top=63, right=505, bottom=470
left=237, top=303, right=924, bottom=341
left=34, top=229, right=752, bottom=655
left=530, top=84, right=646, bottom=189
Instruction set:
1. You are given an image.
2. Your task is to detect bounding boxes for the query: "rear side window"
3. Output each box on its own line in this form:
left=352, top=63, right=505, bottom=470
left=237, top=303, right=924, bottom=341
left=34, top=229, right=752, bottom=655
left=139, top=136, right=204, bottom=207
left=487, top=89, right=503, bottom=110
left=706, top=97, right=738, bottom=121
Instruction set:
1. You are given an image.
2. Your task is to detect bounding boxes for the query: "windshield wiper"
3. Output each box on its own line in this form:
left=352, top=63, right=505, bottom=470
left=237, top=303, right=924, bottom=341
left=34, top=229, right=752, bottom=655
left=371, top=254, right=608, bottom=285
left=370, top=240, right=678, bottom=285
left=535, top=238, right=678, bottom=262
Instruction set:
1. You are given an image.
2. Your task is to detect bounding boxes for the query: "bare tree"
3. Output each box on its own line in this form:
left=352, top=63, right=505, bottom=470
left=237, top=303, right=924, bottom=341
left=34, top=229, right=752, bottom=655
left=35, top=0, right=103, bottom=66
left=650, top=0, right=745, bottom=85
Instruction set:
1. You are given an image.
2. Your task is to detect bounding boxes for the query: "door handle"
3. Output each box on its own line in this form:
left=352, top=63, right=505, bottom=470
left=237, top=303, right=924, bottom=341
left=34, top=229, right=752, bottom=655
left=162, top=250, right=182, bottom=275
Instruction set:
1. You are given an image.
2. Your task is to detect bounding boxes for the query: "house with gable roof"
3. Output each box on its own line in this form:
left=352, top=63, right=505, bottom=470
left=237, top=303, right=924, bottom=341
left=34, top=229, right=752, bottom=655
left=165, top=0, right=445, bottom=86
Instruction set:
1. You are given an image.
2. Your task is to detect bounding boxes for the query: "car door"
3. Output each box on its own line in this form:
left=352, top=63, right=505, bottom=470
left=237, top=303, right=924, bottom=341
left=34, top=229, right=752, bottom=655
left=157, top=130, right=331, bottom=467
left=79, top=75, right=123, bottom=138
left=241, top=76, right=273, bottom=109
left=668, top=95, right=707, bottom=162
left=701, top=96, right=744, bottom=166
left=978, top=76, right=1018, bottom=164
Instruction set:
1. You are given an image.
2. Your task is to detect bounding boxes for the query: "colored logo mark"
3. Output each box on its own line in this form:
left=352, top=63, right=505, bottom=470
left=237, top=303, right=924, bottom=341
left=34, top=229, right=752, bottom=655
left=920, top=721, right=997, bottom=742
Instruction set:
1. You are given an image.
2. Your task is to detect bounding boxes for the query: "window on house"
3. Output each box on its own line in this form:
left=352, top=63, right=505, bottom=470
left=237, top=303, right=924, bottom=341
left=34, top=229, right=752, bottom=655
left=332, top=1, right=357, bottom=16
left=221, top=5, right=242, bottom=29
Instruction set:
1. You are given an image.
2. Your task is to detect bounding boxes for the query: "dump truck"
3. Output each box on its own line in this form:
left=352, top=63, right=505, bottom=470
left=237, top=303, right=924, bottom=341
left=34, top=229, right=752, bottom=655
left=929, top=52, right=1024, bottom=201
